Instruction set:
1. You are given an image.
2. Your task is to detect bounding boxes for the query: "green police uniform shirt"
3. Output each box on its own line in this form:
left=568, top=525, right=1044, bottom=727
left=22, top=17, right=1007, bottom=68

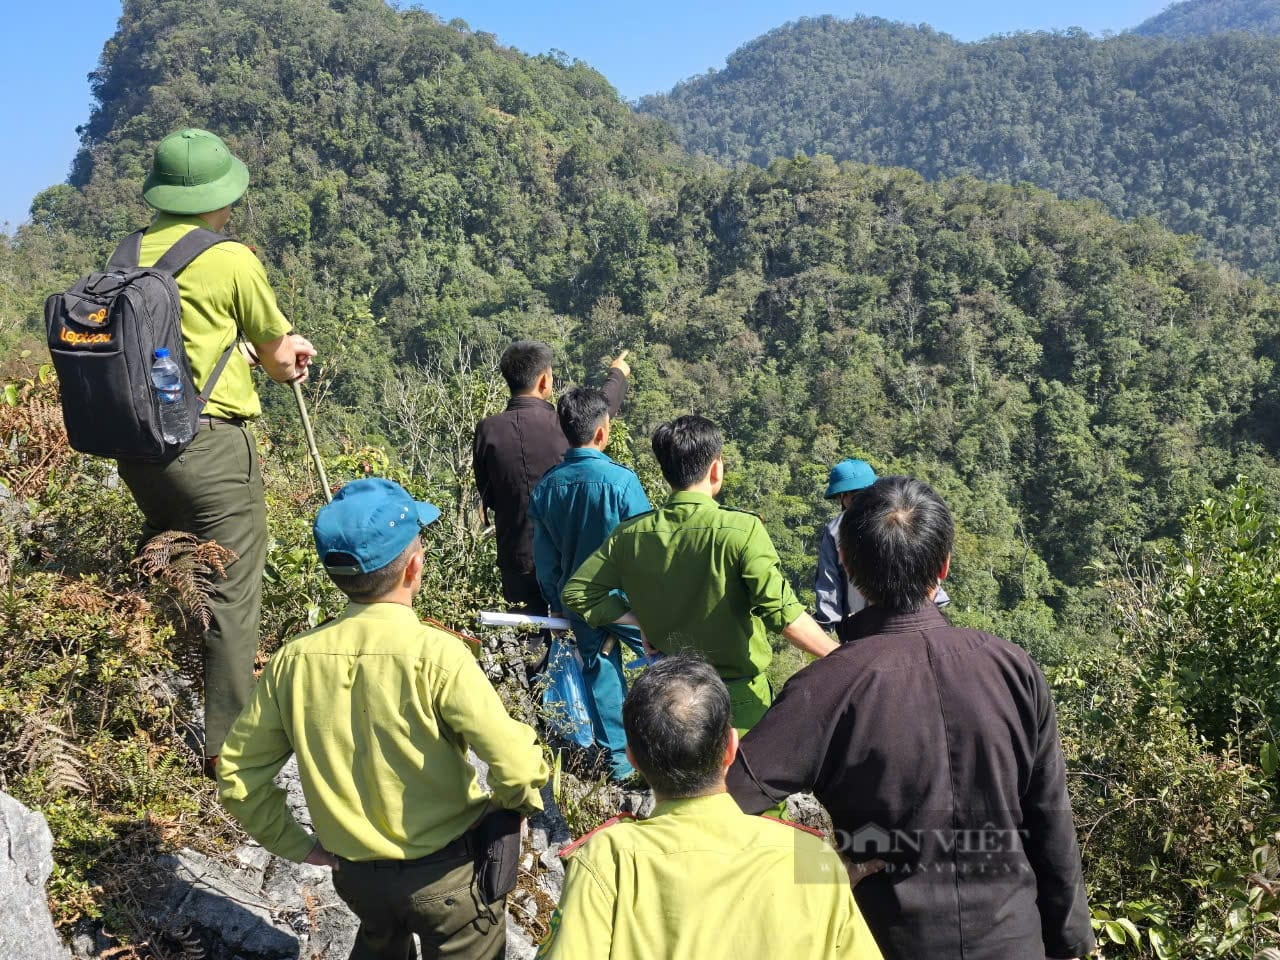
left=537, top=793, right=884, bottom=959
left=561, top=491, right=807, bottom=685
left=217, top=602, right=549, bottom=862
left=139, top=214, right=292, bottom=421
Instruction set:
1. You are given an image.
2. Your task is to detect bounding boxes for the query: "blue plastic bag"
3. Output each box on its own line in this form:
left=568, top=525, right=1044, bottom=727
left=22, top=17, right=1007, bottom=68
left=541, top=637, right=594, bottom=748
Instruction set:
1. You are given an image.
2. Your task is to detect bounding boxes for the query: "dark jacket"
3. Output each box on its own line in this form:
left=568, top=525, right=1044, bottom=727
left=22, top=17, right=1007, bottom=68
left=726, top=604, right=1095, bottom=960
left=472, top=369, right=626, bottom=590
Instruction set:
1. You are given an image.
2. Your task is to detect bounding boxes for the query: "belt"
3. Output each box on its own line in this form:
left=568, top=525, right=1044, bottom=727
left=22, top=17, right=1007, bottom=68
left=198, top=414, right=247, bottom=428
left=344, top=831, right=473, bottom=871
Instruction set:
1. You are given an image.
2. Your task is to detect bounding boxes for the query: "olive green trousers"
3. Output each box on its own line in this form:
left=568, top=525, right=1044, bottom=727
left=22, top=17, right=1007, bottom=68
left=726, top=672, right=774, bottom=736
left=728, top=674, right=786, bottom=818
left=332, top=852, right=506, bottom=960
left=118, top=421, right=266, bottom=756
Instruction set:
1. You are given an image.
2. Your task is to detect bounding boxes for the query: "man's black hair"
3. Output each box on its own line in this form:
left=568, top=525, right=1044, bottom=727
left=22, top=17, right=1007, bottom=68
left=557, top=387, right=610, bottom=448
left=651, top=415, right=723, bottom=489
left=325, top=537, right=419, bottom=603
left=623, top=653, right=732, bottom=798
left=839, top=477, right=954, bottom=613
left=499, top=340, right=554, bottom=394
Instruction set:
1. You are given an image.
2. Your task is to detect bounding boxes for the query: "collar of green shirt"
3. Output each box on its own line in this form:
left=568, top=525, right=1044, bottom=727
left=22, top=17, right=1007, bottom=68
left=666, top=490, right=718, bottom=507
left=650, top=791, right=740, bottom=820
left=336, top=600, right=419, bottom=625
left=150, top=211, right=212, bottom=232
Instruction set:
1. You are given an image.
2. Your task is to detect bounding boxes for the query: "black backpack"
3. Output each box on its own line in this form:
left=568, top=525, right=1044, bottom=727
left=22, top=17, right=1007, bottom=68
left=45, top=228, right=237, bottom=461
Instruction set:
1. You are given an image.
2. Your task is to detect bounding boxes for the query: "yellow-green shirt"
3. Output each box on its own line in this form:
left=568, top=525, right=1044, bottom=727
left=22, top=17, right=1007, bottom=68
left=561, top=492, right=807, bottom=682
left=217, top=602, right=549, bottom=862
left=538, top=793, right=883, bottom=959
left=139, top=214, right=291, bottom=420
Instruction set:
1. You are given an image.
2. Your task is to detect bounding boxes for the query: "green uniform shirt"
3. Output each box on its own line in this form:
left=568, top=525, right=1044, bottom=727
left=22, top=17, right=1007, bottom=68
left=537, top=793, right=883, bottom=960
left=561, top=491, right=806, bottom=683
left=217, top=602, right=549, bottom=863
left=139, top=214, right=292, bottom=420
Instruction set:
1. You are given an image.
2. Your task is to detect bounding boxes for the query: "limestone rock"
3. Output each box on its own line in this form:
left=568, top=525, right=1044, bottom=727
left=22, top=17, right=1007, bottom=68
left=0, top=792, right=71, bottom=960
left=505, top=913, right=540, bottom=960
left=786, top=792, right=832, bottom=834
left=141, top=849, right=297, bottom=958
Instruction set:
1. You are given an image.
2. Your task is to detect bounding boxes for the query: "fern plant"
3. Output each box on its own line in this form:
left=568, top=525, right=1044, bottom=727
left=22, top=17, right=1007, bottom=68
left=133, top=531, right=237, bottom=633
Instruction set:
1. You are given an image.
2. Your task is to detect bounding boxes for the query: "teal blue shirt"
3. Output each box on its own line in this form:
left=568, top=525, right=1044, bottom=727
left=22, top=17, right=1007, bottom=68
left=528, top=448, right=651, bottom=613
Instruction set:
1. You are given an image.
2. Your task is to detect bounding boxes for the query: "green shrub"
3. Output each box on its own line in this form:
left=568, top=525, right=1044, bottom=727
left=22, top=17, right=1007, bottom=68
left=1058, top=479, right=1280, bottom=957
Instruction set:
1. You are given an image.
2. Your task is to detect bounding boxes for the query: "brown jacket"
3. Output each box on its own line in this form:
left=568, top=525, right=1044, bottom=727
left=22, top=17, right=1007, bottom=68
left=473, top=368, right=626, bottom=594
left=726, top=604, right=1095, bottom=960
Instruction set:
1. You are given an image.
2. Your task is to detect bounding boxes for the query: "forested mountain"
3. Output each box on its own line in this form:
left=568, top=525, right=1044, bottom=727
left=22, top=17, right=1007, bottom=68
left=5, top=0, right=1279, bottom=646
left=30, top=0, right=681, bottom=422
left=640, top=16, right=1280, bottom=279
left=1135, top=0, right=1280, bottom=37
left=3, top=2, right=1280, bottom=951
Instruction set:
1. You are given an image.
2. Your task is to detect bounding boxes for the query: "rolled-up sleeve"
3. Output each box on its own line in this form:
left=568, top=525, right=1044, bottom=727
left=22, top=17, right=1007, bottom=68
left=435, top=648, right=549, bottom=814
left=739, top=520, right=806, bottom=633
left=562, top=542, right=630, bottom=629
left=230, top=246, right=292, bottom=346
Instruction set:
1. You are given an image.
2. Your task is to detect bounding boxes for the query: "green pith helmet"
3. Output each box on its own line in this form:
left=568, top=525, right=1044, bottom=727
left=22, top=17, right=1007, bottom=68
left=142, top=128, right=249, bottom=214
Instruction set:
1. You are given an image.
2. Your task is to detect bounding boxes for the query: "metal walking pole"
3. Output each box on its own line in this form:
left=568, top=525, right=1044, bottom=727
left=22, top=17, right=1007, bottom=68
left=291, top=378, right=331, bottom=503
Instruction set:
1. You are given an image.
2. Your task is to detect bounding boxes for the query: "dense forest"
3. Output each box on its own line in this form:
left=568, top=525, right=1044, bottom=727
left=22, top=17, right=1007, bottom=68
left=2, top=0, right=1279, bottom=955
left=640, top=15, right=1280, bottom=280
left=1135, top=0, right=1280, bottom=37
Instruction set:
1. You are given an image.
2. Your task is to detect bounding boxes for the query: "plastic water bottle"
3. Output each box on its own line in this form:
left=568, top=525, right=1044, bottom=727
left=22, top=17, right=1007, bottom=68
left=150, top=348, right=193, bottom=445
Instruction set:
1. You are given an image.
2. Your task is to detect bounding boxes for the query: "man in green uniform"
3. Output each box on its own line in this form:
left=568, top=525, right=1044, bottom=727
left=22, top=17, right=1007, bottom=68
left=561, top=415, right=836, bottom=732
left=218, top=478, right=550, bottom=960
left=537, top=654, right=882, bottom=959
left=116, top=128, right=316, bottom=767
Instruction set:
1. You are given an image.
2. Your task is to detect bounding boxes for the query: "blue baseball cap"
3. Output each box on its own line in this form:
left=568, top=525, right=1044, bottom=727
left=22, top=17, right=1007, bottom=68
left=313, top=478, right=441, bottom=575
left=825, top=459, right=878, bottom=499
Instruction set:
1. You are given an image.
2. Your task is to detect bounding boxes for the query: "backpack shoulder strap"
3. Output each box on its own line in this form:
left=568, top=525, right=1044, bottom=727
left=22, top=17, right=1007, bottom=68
left=152, top=227, right=245, bottom=409
left=106, top=230, right=146, bottom=271
left=152, top=228, right=233, bottom=276
left=196, top=341, right=238, bottom=410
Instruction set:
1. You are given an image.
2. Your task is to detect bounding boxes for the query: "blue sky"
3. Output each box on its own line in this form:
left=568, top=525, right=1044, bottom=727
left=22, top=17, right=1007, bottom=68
left=0, top=0, right=1171, bottom=229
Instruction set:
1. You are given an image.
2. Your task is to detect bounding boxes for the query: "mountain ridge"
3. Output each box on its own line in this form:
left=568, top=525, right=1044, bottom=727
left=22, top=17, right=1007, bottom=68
left=640, top=14, right=1280, bottom=280
left=1134, top=0, right=1280, bottom=37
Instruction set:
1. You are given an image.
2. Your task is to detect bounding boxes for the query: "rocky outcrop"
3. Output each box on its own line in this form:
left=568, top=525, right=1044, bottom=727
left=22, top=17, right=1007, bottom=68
left=119, top=754, right=583, bottom=958
left=118, top=758, right=358, bottom=960
left=36, top=740, right=820, bottom=958
left=138, top=842, right=363, bottom=959
left=0, top=791, right=72, bottom=960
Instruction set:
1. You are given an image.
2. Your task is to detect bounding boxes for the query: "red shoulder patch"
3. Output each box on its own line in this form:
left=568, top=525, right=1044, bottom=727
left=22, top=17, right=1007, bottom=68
left=558, top=812, right=638, bottom=858
left=422, top=616, right=481, bottom=649
left=761, top=815, right=824, bottom=838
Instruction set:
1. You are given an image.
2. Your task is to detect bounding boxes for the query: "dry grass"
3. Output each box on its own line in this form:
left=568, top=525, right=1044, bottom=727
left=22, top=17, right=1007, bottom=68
left=0, top=375, right=74, bottom=499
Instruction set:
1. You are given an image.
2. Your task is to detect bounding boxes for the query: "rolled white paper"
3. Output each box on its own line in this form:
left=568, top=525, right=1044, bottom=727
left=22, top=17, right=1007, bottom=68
left=477, top=611, right=573, bottom=631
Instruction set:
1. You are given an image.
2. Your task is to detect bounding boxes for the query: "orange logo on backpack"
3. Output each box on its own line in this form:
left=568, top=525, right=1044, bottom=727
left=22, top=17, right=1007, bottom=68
left=86, top=308, right=108, bottom=324
left=60, top=327, right=113, bottom=346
